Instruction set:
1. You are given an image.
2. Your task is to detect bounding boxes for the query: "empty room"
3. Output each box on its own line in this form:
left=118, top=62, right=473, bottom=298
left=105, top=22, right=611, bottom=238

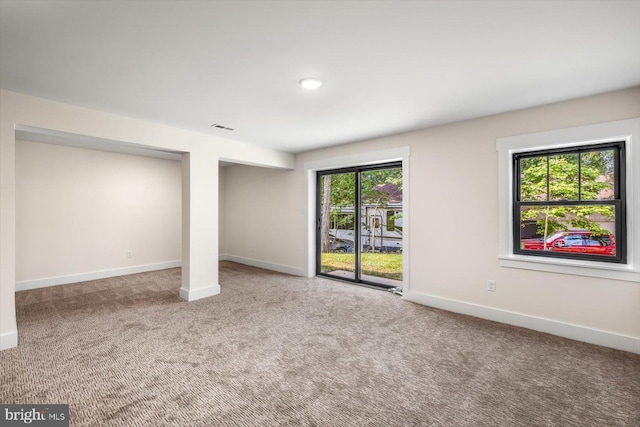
left=1, top=1, right=639, bottom=426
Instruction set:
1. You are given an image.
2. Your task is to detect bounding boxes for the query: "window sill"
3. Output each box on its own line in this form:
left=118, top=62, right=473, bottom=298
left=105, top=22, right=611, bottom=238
left=499, top=254, right=640, bottom=282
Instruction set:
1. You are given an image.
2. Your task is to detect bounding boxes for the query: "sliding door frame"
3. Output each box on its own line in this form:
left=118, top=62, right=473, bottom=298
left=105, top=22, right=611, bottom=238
left=316, top=161, right=402, bottom=289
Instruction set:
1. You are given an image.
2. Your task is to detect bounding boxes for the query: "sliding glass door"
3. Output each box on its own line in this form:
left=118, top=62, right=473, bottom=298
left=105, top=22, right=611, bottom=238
left=317, top=162, right=403, bottom=289
left=318, top=171, right=357, bottom=281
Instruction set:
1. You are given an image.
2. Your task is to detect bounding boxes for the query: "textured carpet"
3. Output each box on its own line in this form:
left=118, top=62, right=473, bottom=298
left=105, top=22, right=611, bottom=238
left=1, top=261, right=639, bottom=426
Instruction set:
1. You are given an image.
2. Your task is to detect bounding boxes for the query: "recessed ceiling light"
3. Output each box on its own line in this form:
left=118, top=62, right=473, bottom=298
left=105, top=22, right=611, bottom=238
left=299, top=77, right=323, bottom=90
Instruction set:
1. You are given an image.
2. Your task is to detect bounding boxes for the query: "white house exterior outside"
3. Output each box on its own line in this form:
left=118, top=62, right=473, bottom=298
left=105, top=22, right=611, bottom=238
left=329, top=183, right=403, bottom=253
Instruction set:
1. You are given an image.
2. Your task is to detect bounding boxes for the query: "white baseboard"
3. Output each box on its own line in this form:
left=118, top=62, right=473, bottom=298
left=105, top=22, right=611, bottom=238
left=219, top=254, right=305, bottom=277
left=179, top=284, right=221, bottom=302
left=0, top=330, right=18, bottom=351
left=402, top=291, right=640, bottom=355
left=16, top=260, right=182, bottom=291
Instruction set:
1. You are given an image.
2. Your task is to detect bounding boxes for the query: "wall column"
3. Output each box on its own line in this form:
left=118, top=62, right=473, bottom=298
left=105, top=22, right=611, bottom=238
left=180, top=151, right=220, bottom=301
left=0, top=114, right=18, bottom=350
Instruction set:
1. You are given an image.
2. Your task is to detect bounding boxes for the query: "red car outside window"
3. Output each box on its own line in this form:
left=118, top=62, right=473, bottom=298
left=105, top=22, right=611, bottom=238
left=521, top=231, right=615, bottom=256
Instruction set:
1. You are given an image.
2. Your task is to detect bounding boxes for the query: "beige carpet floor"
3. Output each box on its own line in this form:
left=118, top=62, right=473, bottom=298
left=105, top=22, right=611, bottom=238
left=1, top=261, right=639, bottom=426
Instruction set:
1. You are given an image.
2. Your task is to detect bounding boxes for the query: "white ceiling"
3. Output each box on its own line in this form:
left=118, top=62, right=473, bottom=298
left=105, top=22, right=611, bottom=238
left=1, top=1, right=639, bottom=153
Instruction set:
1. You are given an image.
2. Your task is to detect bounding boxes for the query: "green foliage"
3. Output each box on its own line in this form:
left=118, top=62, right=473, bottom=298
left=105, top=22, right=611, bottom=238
left=326, top=173, right=355, bottom=207
left=361, top=168, right=402, bottom=196
left=322, top=168, right=402, bottom=206
left=321, top=168, right=402, bottom=228
left=521, top=206, right=613, bottom=237
left=520, top=149, right=615, bottom=238
left=520, top=157, right=548, bottom=201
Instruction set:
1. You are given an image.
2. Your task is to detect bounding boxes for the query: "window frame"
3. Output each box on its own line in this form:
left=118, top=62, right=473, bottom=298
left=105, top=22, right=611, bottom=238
left=512, top=141, right=626, bottom=264
left=496, top=118, right=640, bottom=282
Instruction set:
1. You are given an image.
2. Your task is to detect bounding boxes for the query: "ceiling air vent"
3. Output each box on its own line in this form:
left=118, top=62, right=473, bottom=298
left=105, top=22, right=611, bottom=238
left=211, top=123, right=235, bottom=131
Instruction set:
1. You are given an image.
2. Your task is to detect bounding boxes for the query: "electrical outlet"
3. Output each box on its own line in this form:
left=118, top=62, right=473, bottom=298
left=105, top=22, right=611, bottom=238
left=487, top=280, right=496, bottom=292
left=126, top=250, right=133, bottom=258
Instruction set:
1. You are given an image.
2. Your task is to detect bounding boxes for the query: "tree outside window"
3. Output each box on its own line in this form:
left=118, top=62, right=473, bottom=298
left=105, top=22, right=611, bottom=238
left=514, top=142, right=625, bottom=263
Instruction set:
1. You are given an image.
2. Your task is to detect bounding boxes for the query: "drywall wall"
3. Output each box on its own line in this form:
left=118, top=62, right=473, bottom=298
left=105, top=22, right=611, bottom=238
left=221, top=164, right=305, bottom=275
left=15, top=140, right=182, bottom=286
left=219, top=166, right=227, bottom=255
left=220, top=87, right=640, bottom=351
left=0, top=89, right=295, bottom=350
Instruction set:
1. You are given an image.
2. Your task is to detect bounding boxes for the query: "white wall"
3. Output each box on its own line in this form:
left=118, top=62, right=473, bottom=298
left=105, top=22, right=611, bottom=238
left=15, top=141, right=182, bottom=287
left=221, top=164, right=306, bottom=276
left=220, top=87, right=640, bottom=352
left=219, top=166, right=227, bottom=256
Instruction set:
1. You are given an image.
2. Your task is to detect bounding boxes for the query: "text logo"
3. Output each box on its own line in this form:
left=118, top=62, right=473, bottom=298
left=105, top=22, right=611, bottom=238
left=1, top=405, right=69, bottom=426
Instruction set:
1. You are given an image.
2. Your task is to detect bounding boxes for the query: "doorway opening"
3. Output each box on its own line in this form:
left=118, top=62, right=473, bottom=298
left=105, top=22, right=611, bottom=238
left=316, top=162, right=403, bottom=289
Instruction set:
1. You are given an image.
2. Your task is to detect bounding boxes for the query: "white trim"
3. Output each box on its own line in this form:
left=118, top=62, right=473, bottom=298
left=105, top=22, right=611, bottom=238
left=303, top=146, right=411, bottom=291
left=306, top=170, right=317, bottom=279
left=221, top=254, right=305, bottom=277
left=498, top=255, right=640, bottom=282
left=179, top=284, right=220, bottom=302
left=15, top=260, right=182, bottom=291
left=0, top=330, right=18, bottom=351
left=303, top=146, right=410, bottom=172
left=496, top=118, right=640, bottom=281
left=403, top=291, right=640, bottom=354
